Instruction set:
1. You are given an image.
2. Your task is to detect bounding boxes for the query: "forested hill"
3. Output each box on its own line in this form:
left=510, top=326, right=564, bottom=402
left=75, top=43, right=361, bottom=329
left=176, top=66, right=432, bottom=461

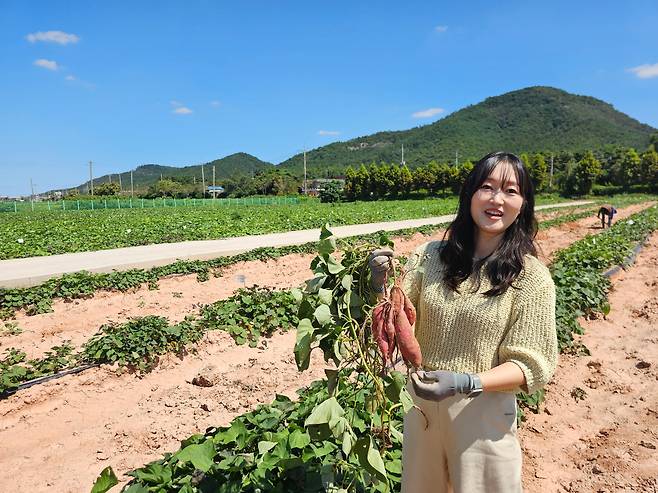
left=74, top=153, right=273, bottom=192
left=277, top=86, right=656, bottom=176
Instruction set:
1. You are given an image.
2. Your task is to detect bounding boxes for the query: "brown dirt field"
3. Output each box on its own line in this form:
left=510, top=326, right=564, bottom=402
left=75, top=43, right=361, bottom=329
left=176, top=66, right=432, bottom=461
left=0, top=201, right=654, bottom=492
left=520, top=229, right=658, bottom=492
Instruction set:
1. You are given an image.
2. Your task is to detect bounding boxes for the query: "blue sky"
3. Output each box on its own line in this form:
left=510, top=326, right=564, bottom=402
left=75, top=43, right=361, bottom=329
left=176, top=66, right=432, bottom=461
left=1, top=1, right=657, bottom=197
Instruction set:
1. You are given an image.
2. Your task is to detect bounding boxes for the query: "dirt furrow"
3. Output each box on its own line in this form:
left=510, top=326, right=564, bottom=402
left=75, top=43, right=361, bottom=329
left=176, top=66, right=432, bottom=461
left=520, top=230, right=658, bottom=492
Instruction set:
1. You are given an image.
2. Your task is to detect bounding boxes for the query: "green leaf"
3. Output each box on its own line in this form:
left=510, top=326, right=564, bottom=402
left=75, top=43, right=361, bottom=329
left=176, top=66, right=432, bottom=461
left=90, top=466, right=118, bottom=493
left=314, top=304, right=333, bottom=326
left=306, top=275, right=327, bottom=294
left=175, top=439, right=216, bottom=472
left=257, top=440, right=277, bottom=455
left=353, top=436, right=387, bottom=482
left=288, top=429, right=311, bottom=449
left=318, top=288, right=333, bottom=306
left=326, top=255, right=345, bottom=275
left=340, top=274, right=353, bottom=291
left=319, top=223, right=333, bottom=240
left=123, top=485, right=149, bottom=493
left=290, top=288, right=303, bottom=303
left=305, top=397, right=345, bottom=441
left=294, top=318, right=314, bottom=371
left=318, top=236, right=337, bottom=255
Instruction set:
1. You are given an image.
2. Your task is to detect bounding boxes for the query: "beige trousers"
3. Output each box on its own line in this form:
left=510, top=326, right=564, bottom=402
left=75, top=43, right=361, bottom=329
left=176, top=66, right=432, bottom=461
left=401, top=383, right=522, bottom=493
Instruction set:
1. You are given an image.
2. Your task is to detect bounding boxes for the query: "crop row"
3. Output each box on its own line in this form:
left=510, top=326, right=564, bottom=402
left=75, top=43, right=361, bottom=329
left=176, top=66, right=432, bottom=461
left=0, top=287, right=300, bottom=396
left=0, top=199, right=627, bottom=320
left=90, top=205, right=658, bottom=493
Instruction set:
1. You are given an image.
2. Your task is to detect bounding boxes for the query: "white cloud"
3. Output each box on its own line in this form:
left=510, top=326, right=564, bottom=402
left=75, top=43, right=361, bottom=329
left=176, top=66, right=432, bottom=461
left=26, top=30, right=80, bottom=45
left=434, top=25, right=448, bottom=33
left=628, top=63, right=658, bottom=79
left=412, top=107, right=445, bottom=118
left=33, top=58, right=59, bottom=71
left=65, top=75, right=76, bottom=81
left=170, top=100, right=183, bottom=107
left=318, top=130, right=340, bottom=136
left=210, top=100, right=221, bottom=107
left=173, top=107, right=193, bottom=115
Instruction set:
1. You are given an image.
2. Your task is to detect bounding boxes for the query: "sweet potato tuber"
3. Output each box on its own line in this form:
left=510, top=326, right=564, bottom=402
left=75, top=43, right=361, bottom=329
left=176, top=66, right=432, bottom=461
left=370, top=277, right=422, bottom=368
left=394, top=306, right=422, bottom=368
left=371, top=304, right=389, bottom=361
left=403, top=294, right=416, bottom=326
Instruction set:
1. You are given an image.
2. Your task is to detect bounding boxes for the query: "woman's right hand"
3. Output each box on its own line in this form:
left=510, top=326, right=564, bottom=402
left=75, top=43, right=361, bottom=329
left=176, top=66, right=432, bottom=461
left=368, top=248, right=394, bottom=292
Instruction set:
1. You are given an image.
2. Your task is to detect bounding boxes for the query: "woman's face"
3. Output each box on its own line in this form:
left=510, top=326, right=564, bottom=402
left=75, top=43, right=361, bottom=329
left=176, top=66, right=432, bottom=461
left=470, top=161, right=525, bottom=239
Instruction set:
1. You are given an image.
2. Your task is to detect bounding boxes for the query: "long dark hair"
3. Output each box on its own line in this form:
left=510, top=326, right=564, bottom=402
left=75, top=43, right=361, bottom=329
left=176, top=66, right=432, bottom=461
left=440, top=151, right=538, bottom=296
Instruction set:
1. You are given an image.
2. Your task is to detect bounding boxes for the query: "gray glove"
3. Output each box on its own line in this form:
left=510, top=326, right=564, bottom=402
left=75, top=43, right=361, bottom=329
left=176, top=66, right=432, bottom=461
left=411, top=370, right=481, bottom=402
left=368, top=248, right=394, bottom=292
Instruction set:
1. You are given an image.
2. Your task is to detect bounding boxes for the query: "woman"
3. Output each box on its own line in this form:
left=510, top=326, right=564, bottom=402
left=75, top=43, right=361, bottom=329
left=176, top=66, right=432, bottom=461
left=369, top=152, right=558, bottom=492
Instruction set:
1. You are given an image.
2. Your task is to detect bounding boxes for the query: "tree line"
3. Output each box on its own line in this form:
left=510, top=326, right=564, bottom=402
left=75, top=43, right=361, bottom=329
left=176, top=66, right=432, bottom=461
left=73, top=140, right=658, bottom=201
left=338, top=144, right=658, bottom=201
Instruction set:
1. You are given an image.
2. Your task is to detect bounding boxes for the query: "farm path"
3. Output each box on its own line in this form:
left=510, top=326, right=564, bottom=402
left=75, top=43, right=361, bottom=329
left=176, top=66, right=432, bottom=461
left=4, top=202, right=651, bottom=363
left=0, top=201, right=653, bottom=493
left=520, top=230, right=658, bottom=492
left=0, top=200, right=592, bottom=289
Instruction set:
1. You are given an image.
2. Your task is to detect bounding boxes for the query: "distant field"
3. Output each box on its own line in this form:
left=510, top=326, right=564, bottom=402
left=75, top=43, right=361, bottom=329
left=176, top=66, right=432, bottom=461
left=0, top=194, right=651, bottom=260
left=0, top=197, right=457, bottom=259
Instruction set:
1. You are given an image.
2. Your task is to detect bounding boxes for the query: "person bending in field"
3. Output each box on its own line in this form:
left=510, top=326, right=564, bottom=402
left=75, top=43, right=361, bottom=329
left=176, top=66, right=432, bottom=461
left=597, top=204, right=617, bottom=229
left=369, top=152, right=558, bottom=493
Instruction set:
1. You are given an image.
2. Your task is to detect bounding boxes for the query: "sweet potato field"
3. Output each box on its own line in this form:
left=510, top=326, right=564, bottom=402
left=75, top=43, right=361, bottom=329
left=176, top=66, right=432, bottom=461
left=0, top=199, right=657, bottom=492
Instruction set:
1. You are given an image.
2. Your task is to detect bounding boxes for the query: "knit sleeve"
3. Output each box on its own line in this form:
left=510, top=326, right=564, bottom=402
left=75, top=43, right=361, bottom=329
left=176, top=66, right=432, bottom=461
left=499, top=265, right=558, bottom=395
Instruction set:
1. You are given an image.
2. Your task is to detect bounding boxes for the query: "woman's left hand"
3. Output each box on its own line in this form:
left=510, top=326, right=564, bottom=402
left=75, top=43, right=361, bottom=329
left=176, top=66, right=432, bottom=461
left=411, top=370, right=478, bottom=402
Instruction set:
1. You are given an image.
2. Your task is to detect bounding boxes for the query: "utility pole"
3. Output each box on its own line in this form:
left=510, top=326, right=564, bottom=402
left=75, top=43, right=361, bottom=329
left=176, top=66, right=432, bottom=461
left=201, top=166, right=206, bottom=198
left=455, top=151, right=459, bottom=167
left=109, top=174, right=112, bottom=184
left=401, top=144, right=405, bottom=166
left=212, top=165, right=216, bottom=201
left=130, top=170, right=134, bottom=198
left=118, top=173, right=123, bottom=193
left=89, top=160, right=94, bottom=196
left=303, top=150, right=307, bottom=195
left=30, top=178, right=35, bottom=201
left=549, top=154, right=554, bottom=189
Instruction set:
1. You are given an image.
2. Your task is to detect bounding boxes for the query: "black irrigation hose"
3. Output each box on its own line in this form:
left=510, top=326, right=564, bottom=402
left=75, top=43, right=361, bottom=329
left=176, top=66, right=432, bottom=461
left=603, top=234, right=650, bottom=278
left=0, top=362, right=100, bottom=399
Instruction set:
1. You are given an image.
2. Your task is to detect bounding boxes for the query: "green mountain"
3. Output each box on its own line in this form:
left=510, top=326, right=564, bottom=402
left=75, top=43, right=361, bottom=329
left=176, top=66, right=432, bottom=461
left=278, top=86, right=656, bottom=176
left=74, top=153, right=273, bottom=193
left=65, top=86, right=656, bottom=193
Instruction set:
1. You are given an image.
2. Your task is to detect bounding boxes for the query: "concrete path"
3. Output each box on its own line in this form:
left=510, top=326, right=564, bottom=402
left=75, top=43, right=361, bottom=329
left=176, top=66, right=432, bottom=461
left=0, top=201, right=593, bottom=288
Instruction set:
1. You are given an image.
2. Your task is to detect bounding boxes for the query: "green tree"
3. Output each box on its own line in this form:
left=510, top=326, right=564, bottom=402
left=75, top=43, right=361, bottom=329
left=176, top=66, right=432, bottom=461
left=387, top=164, right=402, bottom=198
left=356, top=164, right=371, bottom=200
left=95, top=182, right=121, bottom=196
left=563, top=151, right=602, bottom=195
left=640, top=150, right=658, bottom=188
left=319, top=181, right=343, bottom=203
left=343, top=167, right=358, bottom=201
left=649, top=132, right=658, bottom=152
left=399, top=164, right=413, bottom=197
left=371, top=163, right=392, bottom=199
left=530, top=153, right=548, bottom=192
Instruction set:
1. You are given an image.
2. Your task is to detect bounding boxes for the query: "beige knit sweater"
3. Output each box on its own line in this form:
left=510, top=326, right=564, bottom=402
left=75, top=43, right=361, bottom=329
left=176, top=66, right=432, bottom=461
left=401, top=241, right=558, bottom=395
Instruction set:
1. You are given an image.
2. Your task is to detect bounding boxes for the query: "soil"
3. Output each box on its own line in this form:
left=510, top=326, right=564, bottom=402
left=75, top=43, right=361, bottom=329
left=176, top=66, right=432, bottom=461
left=519, top=229, right=658, bottom=493
left=0, top=201, right=655, bottom=492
